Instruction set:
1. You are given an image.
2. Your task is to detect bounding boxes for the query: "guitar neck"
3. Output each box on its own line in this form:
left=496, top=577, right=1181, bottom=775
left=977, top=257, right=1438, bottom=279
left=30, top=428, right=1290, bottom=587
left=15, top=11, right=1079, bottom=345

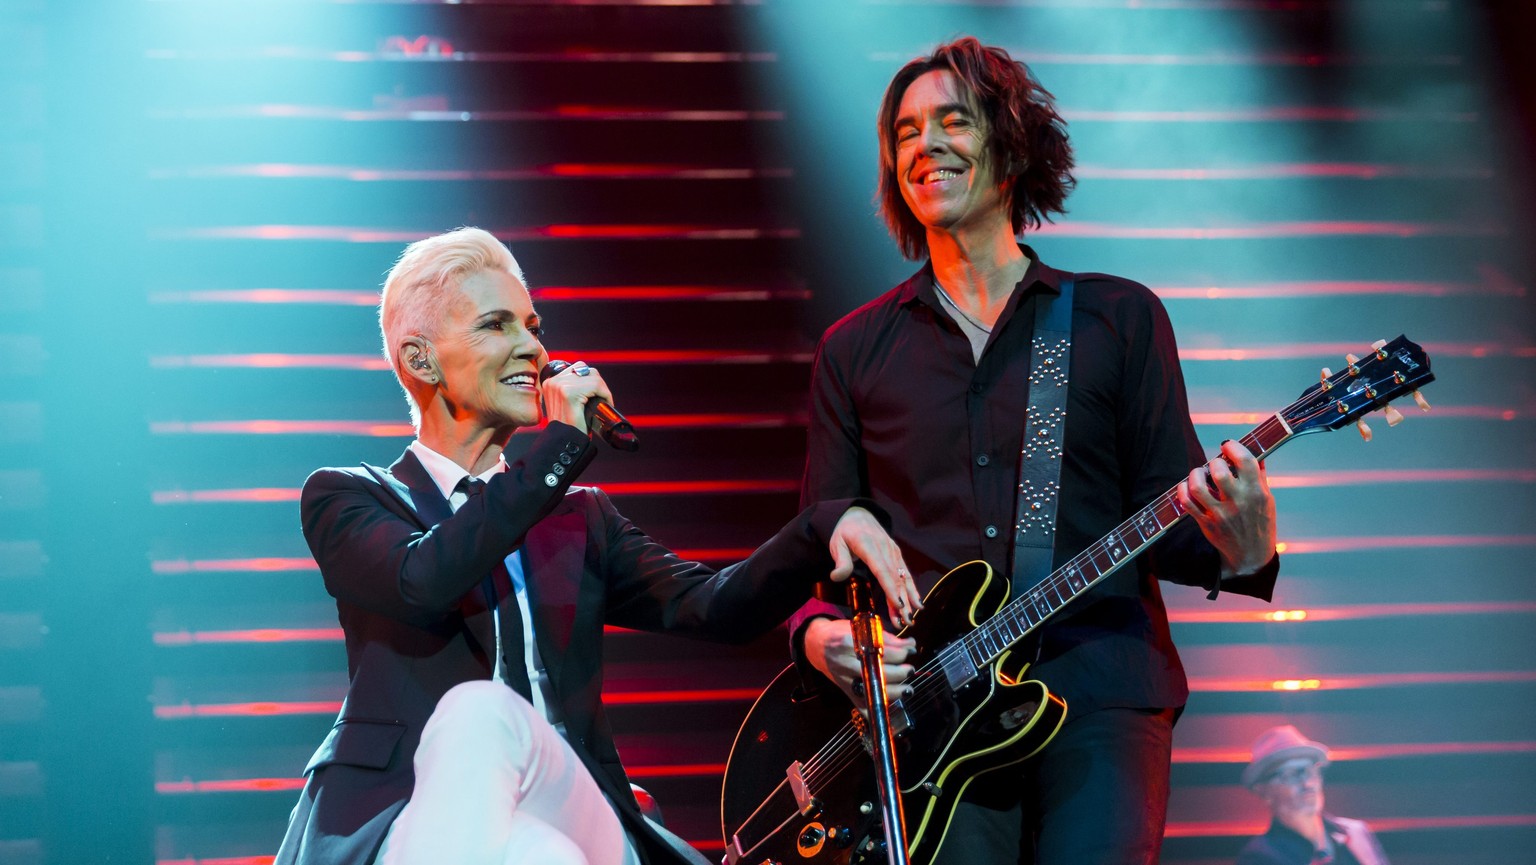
left=955, top=412, right=1296, bottom=675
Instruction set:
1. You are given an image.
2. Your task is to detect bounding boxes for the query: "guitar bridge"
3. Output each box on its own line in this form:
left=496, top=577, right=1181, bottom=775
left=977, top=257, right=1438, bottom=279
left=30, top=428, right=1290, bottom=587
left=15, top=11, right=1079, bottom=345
left=786, top=760, right=820, bottom=816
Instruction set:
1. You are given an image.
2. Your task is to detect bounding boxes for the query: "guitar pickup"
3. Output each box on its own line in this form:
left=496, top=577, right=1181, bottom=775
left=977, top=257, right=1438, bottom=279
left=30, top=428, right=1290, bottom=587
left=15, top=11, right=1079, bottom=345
left=786, top=760, right=820, bottom=816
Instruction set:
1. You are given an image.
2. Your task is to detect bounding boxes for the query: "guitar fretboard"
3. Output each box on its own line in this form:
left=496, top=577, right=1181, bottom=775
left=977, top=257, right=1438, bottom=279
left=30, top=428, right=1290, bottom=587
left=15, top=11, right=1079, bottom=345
left=945, top=414, right=1294, bottom=679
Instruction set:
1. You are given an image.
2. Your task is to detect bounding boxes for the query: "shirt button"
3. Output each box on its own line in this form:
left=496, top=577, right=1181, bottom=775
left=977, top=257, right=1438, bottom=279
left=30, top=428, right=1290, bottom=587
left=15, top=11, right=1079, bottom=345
left=970, top=382, right=984, bottom=394
left=985, top=525, right=999, bottom=539
left=976, top=454, right=990, bottom=467
left=544, top=473, right=559, bottom=487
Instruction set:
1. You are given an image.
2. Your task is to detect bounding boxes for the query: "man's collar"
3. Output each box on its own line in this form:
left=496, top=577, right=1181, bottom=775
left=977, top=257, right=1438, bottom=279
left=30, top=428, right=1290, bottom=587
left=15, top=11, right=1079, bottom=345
left=407, top=439, right=507, bottom=501
left=898, top=243, right=1061, bottom=308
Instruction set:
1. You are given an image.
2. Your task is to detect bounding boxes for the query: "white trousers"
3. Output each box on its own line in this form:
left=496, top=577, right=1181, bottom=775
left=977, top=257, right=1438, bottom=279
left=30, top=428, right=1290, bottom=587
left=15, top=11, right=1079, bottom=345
left=377, top=681, right=641, bottom=865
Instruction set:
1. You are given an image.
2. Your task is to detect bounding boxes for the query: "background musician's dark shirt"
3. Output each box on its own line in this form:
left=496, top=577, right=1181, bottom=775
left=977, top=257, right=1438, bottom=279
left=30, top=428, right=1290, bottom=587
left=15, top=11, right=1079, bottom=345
left=793, top=247, right=1278, bottom=715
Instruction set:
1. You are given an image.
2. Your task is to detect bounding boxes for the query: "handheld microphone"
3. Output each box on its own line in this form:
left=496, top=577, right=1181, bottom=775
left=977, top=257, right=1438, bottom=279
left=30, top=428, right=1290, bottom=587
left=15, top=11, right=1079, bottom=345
left=539, top=360, right=640, bottom=452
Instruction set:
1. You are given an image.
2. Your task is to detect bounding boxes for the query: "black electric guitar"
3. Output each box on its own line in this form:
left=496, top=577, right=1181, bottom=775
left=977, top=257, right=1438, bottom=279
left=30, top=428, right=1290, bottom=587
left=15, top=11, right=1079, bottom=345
left=721, top=336, right=1435, bottom=865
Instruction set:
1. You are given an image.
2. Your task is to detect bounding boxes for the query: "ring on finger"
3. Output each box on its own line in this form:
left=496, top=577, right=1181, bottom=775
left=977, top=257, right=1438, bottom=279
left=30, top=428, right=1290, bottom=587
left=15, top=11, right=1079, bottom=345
left=574, top=366, right=594, bottom=377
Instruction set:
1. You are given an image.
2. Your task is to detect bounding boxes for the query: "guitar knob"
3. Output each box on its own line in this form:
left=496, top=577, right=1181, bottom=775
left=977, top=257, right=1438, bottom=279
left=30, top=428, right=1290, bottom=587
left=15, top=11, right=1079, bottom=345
left=1413, top=390, right=1431, bottom=411
left=1356, top=419, right=1372, bottom=442
left=1384, top=405, right=1404, bottom=427
left=829, top=827, right=854, bottom=849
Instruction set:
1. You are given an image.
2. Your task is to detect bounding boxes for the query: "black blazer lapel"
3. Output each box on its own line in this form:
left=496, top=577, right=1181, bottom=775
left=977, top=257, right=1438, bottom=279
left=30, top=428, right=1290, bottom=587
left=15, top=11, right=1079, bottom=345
left=368, top=449, right=497, bottom=665
left=371, top=449, right=453, bottom=528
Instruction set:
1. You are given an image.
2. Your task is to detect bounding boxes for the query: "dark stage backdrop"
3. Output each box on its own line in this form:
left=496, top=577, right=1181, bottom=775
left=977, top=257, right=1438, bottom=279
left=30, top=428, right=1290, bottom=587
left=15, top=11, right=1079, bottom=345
left=2, top=1, right=1533, bottom=864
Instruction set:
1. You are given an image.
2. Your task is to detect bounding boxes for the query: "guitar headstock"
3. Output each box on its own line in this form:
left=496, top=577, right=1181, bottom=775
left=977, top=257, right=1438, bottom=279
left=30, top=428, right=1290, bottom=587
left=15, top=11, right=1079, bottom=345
left=1283, top=335, right=1435, bottom=440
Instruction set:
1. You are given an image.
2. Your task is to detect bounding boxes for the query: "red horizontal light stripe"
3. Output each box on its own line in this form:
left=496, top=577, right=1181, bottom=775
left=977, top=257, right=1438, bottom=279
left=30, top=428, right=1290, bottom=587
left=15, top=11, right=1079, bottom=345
left=554, top=349, right=813, bottom=365
left=1154, top=279, right=1526, bottom=299
left=151, top=547, right=753, bottom=576
left=1173, top=740, right=1536, bottom=764
left=602, top=688, right=762, bottom=705
left=150, top=289, right=381, bottom=305
left=152, top=558, right=317, bottom=574
left=148, top=285, right=808, bottom=305
left=147, top=48, right=776, bottom=64
left=1165, top=813, right=1536, bottom=839
left=1266, top=468, right=1536, bottom=488
left=151, top=353, right=389, bottom=370
left=154, top=628, right=343, bottom=646
left=1079, top=163, right=1489, bottom=180
left=156, top=777, right=305, bottom=794
left=149, top=350, right=811, bottom=371
left=152, top=488, right=301, bottom=504
left=1191, top=405, right=1527, bottom=424
left=1180, top=341, right=1534, bottom=361
left=149, top=413, right=800, bottom=437
left=604, top=479, right=798, bottom=496
left=874, top=51, right=1460, bottom=68
left=151, top=105, right=783, bottom=122
left=155, top=701, right=342, bottom=719
left=1168, top=601, right=1536, bottom=624
left=1062, top=107, right=1476, bottom=123
left=1278, top=534, right=1536, bottom=554
left=532, top=285, right=810, bottom=301
left=149, top=420, right=415, bottom=436
left=1188, top=670, right=1536, bottom=693
left=155, top=224, right=799, bottom=242
left=157, top=857, right=276, bottom=865
left=1033, top=220, right=1502, bottom=239
left=625, top=762, right=727, bottom=778
left=151, top=163, right=790, bottom=182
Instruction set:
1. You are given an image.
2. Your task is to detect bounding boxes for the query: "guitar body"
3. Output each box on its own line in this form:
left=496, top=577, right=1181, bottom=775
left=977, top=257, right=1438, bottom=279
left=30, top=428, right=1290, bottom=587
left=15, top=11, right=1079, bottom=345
left=721, top=562, right=1068, bottom=865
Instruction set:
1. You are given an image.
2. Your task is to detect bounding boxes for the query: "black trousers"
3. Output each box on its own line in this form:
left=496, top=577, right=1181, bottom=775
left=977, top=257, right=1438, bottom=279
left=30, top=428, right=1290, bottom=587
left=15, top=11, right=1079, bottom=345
left=930, top=706, right=1176, bottom=865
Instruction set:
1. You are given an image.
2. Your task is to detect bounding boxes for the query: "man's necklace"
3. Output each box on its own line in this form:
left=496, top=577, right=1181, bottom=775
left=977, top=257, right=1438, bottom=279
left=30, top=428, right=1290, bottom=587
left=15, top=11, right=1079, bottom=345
left=935, top=283, right=995, bottom=334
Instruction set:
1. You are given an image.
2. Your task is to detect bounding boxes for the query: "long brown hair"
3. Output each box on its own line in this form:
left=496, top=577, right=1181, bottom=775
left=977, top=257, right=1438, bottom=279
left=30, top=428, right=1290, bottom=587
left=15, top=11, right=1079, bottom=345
left=876, top=37, right=1076, bottom=260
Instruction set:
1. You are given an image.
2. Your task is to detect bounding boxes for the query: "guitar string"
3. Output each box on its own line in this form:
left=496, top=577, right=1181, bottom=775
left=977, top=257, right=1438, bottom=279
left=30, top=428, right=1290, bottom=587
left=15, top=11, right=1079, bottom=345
left=792, top=369, right=1405, bottom=793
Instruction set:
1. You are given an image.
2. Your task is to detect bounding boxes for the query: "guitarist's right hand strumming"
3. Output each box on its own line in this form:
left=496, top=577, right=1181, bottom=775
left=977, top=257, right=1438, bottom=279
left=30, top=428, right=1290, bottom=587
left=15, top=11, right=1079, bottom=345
left=804, top=618, right=918, bottom=705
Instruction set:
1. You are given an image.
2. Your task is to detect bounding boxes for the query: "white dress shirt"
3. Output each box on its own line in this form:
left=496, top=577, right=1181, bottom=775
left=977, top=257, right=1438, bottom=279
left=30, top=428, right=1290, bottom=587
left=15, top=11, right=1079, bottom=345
left=407, top=440, right=563, bottom=729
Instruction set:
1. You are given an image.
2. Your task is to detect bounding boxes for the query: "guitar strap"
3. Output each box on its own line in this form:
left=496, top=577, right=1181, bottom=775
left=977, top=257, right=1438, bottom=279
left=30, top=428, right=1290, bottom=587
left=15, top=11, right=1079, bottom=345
left=1010, top=273, right=1074, bottom=597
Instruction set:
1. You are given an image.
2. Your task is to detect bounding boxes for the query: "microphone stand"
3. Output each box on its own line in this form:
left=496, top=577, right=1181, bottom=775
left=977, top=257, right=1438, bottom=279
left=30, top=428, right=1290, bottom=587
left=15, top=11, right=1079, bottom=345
left=847, top=570, right=910, bottom=865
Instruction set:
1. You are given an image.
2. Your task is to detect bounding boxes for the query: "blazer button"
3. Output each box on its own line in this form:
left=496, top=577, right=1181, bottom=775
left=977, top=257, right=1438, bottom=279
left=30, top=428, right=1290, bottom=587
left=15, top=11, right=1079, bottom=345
left=552, top=464, right=566, bottom=476
left=559, top=453, right=573, bottom=466
left=544, top=473, right=559, bottom=487
left=984, top=525, right=999, bottom=538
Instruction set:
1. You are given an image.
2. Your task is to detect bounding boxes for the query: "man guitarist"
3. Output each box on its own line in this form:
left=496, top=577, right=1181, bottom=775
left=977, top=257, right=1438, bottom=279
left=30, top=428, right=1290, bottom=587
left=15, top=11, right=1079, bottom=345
left=789, top=38, right=1282, bottom=864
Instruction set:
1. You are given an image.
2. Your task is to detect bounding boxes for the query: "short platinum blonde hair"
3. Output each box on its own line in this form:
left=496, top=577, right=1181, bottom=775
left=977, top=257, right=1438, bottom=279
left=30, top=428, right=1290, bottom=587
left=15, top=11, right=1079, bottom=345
left=379, top=227, right=526, bottom=426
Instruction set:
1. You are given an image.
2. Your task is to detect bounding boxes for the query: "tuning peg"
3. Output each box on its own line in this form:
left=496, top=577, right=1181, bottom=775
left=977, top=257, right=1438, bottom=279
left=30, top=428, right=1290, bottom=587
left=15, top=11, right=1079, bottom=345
left=1384, top=405, right=1405, bottom=426
left=1345, top=354, right=1360, bottom=376
left=1320, top=367, right=1333, bottom=390
left=1371, top=339, right=1387, bottom=350
left=1356, top=418, right=1373, bottom=442
left=1413, top=390, right=1431, bottom=411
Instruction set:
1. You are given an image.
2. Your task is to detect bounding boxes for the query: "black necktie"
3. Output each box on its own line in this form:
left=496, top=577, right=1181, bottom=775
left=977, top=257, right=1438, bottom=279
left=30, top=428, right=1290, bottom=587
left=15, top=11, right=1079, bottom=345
left=459, top=477, right=534, bottom=701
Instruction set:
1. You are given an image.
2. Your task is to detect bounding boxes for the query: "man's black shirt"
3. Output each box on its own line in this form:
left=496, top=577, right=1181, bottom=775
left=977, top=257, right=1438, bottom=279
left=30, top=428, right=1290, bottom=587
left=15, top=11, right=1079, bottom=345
left=794, top=247, right=1278, bottom=714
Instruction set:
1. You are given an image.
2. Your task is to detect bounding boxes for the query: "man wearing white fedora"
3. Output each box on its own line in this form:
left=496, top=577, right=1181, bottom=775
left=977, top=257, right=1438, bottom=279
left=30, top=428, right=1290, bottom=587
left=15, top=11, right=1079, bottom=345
left=1238, top=725, right=1391, bottom=865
